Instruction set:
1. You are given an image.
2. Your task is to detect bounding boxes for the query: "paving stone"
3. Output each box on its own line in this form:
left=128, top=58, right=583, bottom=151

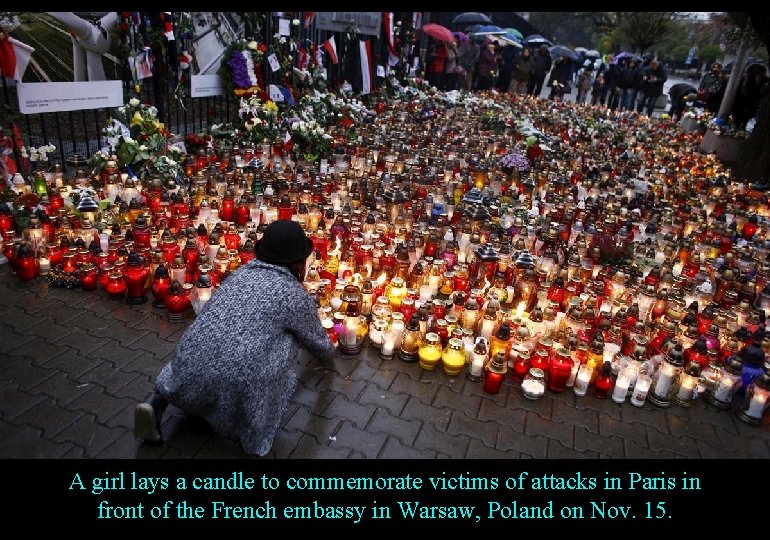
left=0, top=419, right=37, bottom=449
left=695, top=439, right=735, bottom=459
left=743, top=438, right=770, bottom=458
left=128, top=331, right=178, bottom=360
left=388, top=372, right=438, bottom=404
left=574, top=426, right=624, bottom=458
left=18, top=341, right=68, bottom=368
left=552, top=400, right=600, bottom=434
left=497, top=426, right=548, bottom=457
left=43, top=303, right=82, bottom=325
left=268, top=429, right=304, bottom=459
left=0, top=386, right=46, bottom=420
left=55, top=327, right=110, bottom=357
left=687, top=403, right=739, bottom=434
left=433, top=384, right=481, bottom=417
left=665, top=413, right=723, bottom=448
left=465, top=438, right=519, bottom=459
left=378, top=436, right=437, bottom=459
left=384, top=357, right=424, bottom=380
left=108, top=304, right=152, bottom=326
left=0, top=425, right=75, bottom=458
left=623, top=439, right=679, bottom=459
left=118, top=352, right=168, bottom=378
left=290, top=433, right=352, bottom=459
left=0, top=357, right=58, bottom=391
left=193, top=434, right=251, bottom=459
left=88, top=320, right=150, bottom=349
left=39, top=348, right=110, bottom=380
left=357, top=383, right=409, bottom=416
left=68, top=310, right=114, bottom=335
left=51, top=413, right=126, bottom=457
left=319, top=394, right=377, bottom=429
left=61, top=445, right=87, bottom=458
left=4, top=310, right=45, bottom=334
left=347, top=360, right=397, bottom=390
left=314, top=372, right=366, bottom=402
left=525, top=411, right=574, bottom=446
left=132, top=313, right=183, bottom=340
left=477, top=399, right=526, bottom=432
left=400, top=396, right=452, bottom=430
left=645, top=426, right=698, bottom=458
left=507, top=389, right=556, bottom=418
left=27, top=370, right=91, bottom=409
left=291, top=384, right=337, bottom=413
left=367, top=408, right=422, bottom=446
left=20, top=317, right=75, bottom=342
left=414, top=423, right=470, bottom=458
left=105, top=402, right=137, bottom=430
left=323, top=354, right=362, bottom=379
left=92, top=430, right=151, bottom=459
left=77, top=295, right=120, bottom=318
left=160, top=414, right=216, bottom=458
left=15, top=293, right=65, bottom=315
left=598, top=415, right=647, bottom=447
left=462, top=380, right=509, bottom=408
left=0, top=325, right=34, bottom=354
left=713, top=425, right=742, bottom=452
left=332, top=421, right=388, bottom=458
left=14, top=397, right=86, bottom=438
left=77, top=360, right=142, bottom=396
left=64, top=386, right=137, bottom=425
left=348, top=359, right=388, bottom=383
left=166, top=324, right=191, bottom=343
left=284, top=405, right=340, bottom=444
left=548, top=439, right=601, bottom=459
left=447, top=411, right=498, bottom=447
left=621, top=404, right=670, bottom=434
left=89, top=340, right=147, bottom=370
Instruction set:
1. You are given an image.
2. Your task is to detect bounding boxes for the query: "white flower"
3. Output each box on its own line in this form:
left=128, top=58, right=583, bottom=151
left=245, top=120, right=254, bottom=131
left=124, top=136, right=135, bottom=144
left=129, top=98, right=140, bottom=107
left=247, top=41, right=258, bottom=50
left=291, top=121, right=299, bottom=131
left=292, top=19, right=300, bottom=26
left=118, top=106, right=126, bottom=115
left=279, top=37, right=286, bottom=45
left=139, top=145, right=148, bottom=151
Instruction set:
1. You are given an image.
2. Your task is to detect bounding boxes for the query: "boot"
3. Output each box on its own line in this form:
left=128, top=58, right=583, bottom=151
left=134, top=390, right=167, bottom=444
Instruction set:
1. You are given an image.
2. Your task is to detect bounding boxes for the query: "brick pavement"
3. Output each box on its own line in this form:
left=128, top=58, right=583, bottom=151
left=0, top=264, right=768, bottom=459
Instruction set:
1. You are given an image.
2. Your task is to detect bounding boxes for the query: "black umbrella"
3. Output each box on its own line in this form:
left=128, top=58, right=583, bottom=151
left=525, top=34, right=553, bottom=46
left=549, top=45, right=578, bottom=61
left=452, top=12, right=493, bottom=27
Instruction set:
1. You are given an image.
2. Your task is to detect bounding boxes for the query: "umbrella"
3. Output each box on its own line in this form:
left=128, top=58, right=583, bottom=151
left=504, top=28, right=524, bottom=40
left=525, top=34, right=553, bottom=46
left=613, top=51, right=642, bottom=64
left=473, top=24, right=506, bottom=35
left=585, top=49, right=601, bottom=58
left=549, top=45, right=578, bottom=61
left=484, top=34, right=523, bottom=48
left=574, top=46, right=588, bottom=54
left=452, top=31, right=469, bottom=44
left=422, top=23, right=455, bottom=43
left=452, top=12, right=493, bottom=26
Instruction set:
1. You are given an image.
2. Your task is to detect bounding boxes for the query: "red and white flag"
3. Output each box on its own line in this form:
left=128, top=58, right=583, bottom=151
left=383, top=12, right=399, bottom=66
left=323, top=36, right=338, bottom=65
left=359, top=40, right=373, bottom=95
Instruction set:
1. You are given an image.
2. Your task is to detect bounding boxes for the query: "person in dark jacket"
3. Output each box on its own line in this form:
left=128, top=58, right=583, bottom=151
left=458, top=38, right=480, bottom=92
left=548, top=55, right=573, bottom=99
left=134, top=220, right=336, bottom=456
left=617, top=58, right=641, bottom=111
left=528, top=45, right=552, bottom=97
left=698, top=62, right=727, bottom=113
left=639, top=59, right=668, bottom=116
left=668, top=82, right=698, bottom=120
left=476, top=41, right=499, bottom=91
left=510, top=46, right=534, bottom=95
left=497, top=44, right=518, bottom=93
left=731, top=63, right=769, bottom=128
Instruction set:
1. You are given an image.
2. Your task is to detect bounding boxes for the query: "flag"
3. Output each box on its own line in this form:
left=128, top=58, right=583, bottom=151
left=0, top=36, right=34, bottom=81
left=303, top=12, right=316, bottom=29
left=359, top=40, right=373, bottom=95
left=323, top=36, right=338, bottom=65
left=383, top=12, right=399, bottom=67
left=298, top=47, right=309, bottom=70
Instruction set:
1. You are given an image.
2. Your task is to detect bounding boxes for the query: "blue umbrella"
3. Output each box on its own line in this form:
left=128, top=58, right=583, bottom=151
left=473, top=24, right=506, bottom=35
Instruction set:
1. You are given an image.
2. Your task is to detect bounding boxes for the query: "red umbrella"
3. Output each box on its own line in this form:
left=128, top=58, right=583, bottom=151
left=422, top=23, right=455, bottom=43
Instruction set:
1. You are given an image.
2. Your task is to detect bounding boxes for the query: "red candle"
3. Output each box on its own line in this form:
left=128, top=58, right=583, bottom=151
left=547, top=348, right=574, bottom=393
left=123, top=253, right=149, bottom=304
left=151, top=265, right=172, bottom=308
left=15, top=252, right=39, bottom=281
left=79, top=264, right=97, bottom=291
left=105, top=271, right=127, bottom=299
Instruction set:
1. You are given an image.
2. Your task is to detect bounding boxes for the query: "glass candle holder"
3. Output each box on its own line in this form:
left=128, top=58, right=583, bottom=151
left=521, top=367, right=546, bottom=400
left=736, top=372, right=770, bottom=426
left=484, top=351, right=509, bottom=395
left=707, top=356, right=743, bottom=410
left=418, top=332, right=443, bottom=371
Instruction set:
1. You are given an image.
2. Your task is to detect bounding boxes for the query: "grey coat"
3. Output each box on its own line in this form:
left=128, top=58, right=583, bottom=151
left=156, top=260, right=335, bottom=456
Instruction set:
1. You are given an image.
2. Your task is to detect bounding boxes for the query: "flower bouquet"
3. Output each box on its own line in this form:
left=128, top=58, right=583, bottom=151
left=499, top=153, right=531, bottom=174
left=236, top=95, right=279, bottom=146
left=287, top=119, right=333, bottom=161
left=218, top=40, right=267, bottom=99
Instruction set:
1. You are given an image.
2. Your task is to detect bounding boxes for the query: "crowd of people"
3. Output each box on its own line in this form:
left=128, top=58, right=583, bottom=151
left=422, top=35, right=768, bottom=127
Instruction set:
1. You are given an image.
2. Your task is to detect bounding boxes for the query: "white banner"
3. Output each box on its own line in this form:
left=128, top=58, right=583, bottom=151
left=17, top=81, right=124, bottom=114
left=191, top=74, right=224, bottom=98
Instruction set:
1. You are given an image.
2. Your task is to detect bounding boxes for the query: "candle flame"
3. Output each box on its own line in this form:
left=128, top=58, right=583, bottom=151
left=375, top=271, right=387, bottom=286
left=516, top=301, right=526, bottom=319
left=329, top=237, right=342, bottom=257
left=480, top=275, right=491, bottom=293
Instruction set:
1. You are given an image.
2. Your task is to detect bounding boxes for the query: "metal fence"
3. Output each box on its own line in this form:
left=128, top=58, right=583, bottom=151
left=2, top=11, right=402, bottom=173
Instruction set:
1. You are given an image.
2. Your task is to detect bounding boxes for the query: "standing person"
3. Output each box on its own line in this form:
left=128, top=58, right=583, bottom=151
left=731, top=63, right=769, bottom=129
left=458, top=37, right=480, bottom=92
left=497, top=44, right=517, bottom=93
left=476, top=41, right=499, bottom=91
left=134, top=220, right=336, bottom=456
left=548, top=55, right=573, bottom=99
left=617, top=58, right=641, bottom=111
left=635, top=52, right=653, bottom=113
left=698, top=62, right=728, bottom=113
left=510, top=46, right=534, bottom=95
left=600, top=53, right=617, bottom=106
left=639, top=58, right=668, bottom=116
left=426, top=38, right=448, bottom=89
left=443, top=39, right=459, bottom=91
left=591, top=72, right=605, bottom=105
left=576, top=63, right=594, bottom=104
left=528, top=45, right=552, bottom=97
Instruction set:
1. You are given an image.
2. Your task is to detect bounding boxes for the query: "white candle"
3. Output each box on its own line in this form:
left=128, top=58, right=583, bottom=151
left=630, top=375, right=651, bottom=407
left=381, top=336, right=396, bottom=357
left=573, top=366, right=591, bottom=396
left=746, top=392, right=768, bottom=418
left=391, top=320, right=405, bottom=349
left=654, top=364, right=676, bottom=396
left=470, top=353, right=485, bottom=378
left=170, top=267, right=186, bottom=285
left=713, top=377, right=736, bottom=402
left=566, top=359, right=580, bottom=387
left=345, top=318, right=359, bottom=347
left=522, top=379, right=545, bottom=398
left=479, top=317, right=496, bottom=340
left=612, top=372, right=632, bottom=403
left=676, top=376, right=696, bottom=401
left=419, top=284, right=433, bottom=303
left=38, top=257, right=51, bottom=275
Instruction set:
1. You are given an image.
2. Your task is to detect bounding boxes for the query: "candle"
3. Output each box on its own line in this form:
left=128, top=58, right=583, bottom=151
left=630, top=375, right=651, bottom=407
left=612, top=370, right=633, bottom=403
left=713, top=377, right=735, bottom=402
left=345, top=317, right=359, bottom=347
left=573, top=365, right=591, bottom=396
left=566, top=358, right=580, bottom=387
left=676, top=376, right=696, bottom=401
left=746, top=392, right=767, bottom=418
left=381, top=335, right=396, bottom=358
left=38, top=257, right=51, bottom=276
left=654, top=364, right=676, bottom=396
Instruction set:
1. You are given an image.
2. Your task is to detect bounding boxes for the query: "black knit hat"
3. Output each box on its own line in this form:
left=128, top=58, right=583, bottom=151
left=255, top=220, right=313, bottom=264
